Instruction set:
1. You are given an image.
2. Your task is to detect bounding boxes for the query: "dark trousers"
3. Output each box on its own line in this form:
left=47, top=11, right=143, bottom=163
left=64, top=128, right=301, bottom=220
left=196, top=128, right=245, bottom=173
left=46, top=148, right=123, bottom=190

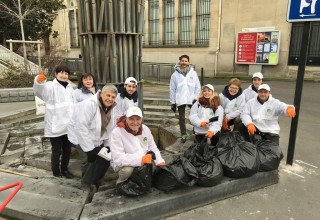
left=82, top=145, right=110, bottom=189
left=238, top=123, right=280, bottom=145
left=195, top=132, right=221, bottom=146
left=49, top=134, right=72, bottom=176
left=178, top=104, right=187, bottom=135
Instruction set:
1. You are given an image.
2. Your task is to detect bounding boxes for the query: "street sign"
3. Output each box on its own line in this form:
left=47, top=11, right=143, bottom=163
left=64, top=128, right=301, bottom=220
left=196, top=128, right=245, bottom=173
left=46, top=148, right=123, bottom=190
left=287, top=0, right=320, bottom=22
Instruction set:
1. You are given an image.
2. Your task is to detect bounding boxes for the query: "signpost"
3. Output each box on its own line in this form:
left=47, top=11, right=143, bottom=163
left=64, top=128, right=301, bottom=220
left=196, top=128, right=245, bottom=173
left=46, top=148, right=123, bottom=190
left=286, top=0, right=319, bottom=165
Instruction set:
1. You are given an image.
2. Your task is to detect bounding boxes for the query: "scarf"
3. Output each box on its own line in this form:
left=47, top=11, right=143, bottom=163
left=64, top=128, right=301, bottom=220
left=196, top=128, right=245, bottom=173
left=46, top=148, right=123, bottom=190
left=116, top=115, right=143, bottom=136
left=222, top=85, right=243, bottom=101
left=56, top=78, right=69, bottom=88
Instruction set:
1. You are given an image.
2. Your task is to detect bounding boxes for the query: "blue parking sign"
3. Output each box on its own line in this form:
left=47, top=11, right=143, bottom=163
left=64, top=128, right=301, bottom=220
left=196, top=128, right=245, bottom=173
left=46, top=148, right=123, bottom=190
left=287, top=0, right=320, bottom=22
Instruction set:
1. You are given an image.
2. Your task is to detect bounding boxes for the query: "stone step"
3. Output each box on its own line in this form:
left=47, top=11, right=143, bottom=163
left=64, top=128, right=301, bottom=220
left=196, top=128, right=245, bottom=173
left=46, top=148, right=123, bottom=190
left=143, top=97, right=171, bottom=106
left=0, top=114, right=44, bottom=130
left=80, top=171, right=278, bottom=220
left=0, top=108, right=36, bottom=124
left=0, top=171, right=87, bottom=220
left=143, top=104, right=172, bottom=113
left=143, top=111, right=175, bottom=119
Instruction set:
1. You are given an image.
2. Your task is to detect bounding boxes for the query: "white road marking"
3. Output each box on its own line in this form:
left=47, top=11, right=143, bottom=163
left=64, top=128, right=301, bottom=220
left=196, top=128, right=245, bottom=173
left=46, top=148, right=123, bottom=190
left=282, top=169, right=305, bottom=179
left=295, top=160, right=318, bottom=169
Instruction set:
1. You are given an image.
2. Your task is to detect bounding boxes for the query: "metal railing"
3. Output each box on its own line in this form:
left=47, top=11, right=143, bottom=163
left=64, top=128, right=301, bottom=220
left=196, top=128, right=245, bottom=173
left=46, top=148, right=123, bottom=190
left=0, top=182, right=23, bottom=213
left=0, top=45, right=39, bottom=74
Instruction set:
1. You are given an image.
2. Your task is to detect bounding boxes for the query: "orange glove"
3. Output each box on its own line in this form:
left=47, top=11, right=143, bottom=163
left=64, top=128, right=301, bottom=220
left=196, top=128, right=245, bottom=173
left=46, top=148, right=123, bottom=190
left=247, top=123, right=256, bottom=135
left=200, top=121, right=209, bottom=127
left=37, top=71, right=47, bottom=83
left=206, top=131, right=214, bottom=138
left=156, top=162, right=165, bottom=166
left=141, top=154, right=152, bottom=165
left=222, top=117, right=229, bottom=131
left=287, top=106, right=296, bottom=118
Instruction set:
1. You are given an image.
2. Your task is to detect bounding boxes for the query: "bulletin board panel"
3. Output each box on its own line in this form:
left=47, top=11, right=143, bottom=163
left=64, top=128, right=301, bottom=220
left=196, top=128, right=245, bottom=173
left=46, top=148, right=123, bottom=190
left=235, top=30, right=281, bottom=65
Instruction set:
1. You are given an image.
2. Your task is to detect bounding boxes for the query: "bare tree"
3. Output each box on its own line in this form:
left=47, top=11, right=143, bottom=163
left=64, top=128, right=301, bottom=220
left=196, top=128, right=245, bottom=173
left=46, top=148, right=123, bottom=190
left=0, top=0, right=37, bottom=62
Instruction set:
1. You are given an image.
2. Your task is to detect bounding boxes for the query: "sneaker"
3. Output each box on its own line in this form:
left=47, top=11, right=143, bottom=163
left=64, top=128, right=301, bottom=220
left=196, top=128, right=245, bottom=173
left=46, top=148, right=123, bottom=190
left=181, top=134, right=188, bottom=143
left=61, top=170, right=74, bottom=179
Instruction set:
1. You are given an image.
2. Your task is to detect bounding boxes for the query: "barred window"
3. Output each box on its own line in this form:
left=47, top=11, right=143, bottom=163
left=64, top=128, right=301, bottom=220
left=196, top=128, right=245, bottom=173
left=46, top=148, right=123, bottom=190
left=179, top=0, right=192, bottom=45
left=149, top=0, right=160, bottom=45
left=69, top=10, right=79, bottom=47
left=196, top=0, right=210, bottom=45
left=163, top=0, right=175, bottom=45
left=288, top=22, right=320, bottom=66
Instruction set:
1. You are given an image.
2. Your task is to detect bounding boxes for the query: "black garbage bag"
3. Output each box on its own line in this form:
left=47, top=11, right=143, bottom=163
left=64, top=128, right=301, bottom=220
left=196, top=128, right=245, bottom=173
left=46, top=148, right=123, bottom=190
left=217, top=131, right=260, bottom=178
left=116, top=164, right=153, bottom=197
left=152, top=168, right=182, bottom=192
left=184, top=140, right=223, bottom=187
left=153, top=155, right=198, bottom=191
left=255, top=139, right=283, bottom=171
left=117, top=151, right=156, bottom=197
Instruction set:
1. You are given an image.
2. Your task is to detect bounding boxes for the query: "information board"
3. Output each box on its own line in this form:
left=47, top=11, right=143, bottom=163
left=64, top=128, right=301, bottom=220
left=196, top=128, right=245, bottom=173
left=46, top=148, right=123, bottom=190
left=235, top=31, right=280, bottom=65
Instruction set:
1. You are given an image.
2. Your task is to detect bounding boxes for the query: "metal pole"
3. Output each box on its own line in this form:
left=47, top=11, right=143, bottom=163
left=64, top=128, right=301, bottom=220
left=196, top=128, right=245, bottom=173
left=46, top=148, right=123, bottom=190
left=201, top=67, right=204, bottom=86
left=286, top=21, right=311, bottom=165
left=9, top=40, right=13, bottom=65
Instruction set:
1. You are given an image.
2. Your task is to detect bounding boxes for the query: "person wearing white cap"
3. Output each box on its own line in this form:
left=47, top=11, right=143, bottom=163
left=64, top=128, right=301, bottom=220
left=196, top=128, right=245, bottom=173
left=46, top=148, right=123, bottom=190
left=67, top=84, right=118, bottom=192
left=115, top=76, right=139, bottom=121
left=170, top=54, right=201, bottom=143
left=219, top=78, right=246, bottom=132
left=110, top=106, right=165, bottom=185
left=190, top=84, right=224, bottom=146
left=239, top=84, right=296, bottom=145
left=243, top=72, right=264, bottom=102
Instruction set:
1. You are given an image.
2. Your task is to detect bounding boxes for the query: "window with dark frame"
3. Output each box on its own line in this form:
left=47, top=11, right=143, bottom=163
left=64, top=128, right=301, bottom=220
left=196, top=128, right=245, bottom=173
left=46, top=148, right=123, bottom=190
left=288, top=22, right=320, bottom=66
left=163, top=0, right=175, bottom=45
left=149, top=0, right=160, bottom=45
left=196, top=0, right=210, bottom=45
left=69, top=10, right=80, bottom=48
left=179, top=0, right=192, bottom=45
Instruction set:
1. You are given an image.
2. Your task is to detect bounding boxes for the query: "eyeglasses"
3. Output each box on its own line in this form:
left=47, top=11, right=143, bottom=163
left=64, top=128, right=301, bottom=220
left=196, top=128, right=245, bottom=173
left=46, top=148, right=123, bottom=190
left=229, top=86, right=239, bottom=90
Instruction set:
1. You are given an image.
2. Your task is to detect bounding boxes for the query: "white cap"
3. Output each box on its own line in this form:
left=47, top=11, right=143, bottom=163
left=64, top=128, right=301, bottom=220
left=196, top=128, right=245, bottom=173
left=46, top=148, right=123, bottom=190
left=124, top=77, right=137, bottom=85
left=202, top=84, right=214, bottom=91
left=252, top=72, right=263, bottom=79
left=126, top=106, right=143, bottom=118
left=258, top=84, right=270, bottom=91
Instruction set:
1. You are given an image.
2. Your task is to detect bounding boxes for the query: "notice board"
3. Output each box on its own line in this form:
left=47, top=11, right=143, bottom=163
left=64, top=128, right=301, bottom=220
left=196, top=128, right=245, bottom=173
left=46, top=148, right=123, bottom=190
left=235, top=30, right=280, bottom=65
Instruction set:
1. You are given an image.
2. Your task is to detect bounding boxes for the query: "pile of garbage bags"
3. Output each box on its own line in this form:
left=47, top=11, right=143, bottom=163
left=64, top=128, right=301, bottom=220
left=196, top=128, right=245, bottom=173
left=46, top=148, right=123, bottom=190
left=118, top=132, right=283, bottom=196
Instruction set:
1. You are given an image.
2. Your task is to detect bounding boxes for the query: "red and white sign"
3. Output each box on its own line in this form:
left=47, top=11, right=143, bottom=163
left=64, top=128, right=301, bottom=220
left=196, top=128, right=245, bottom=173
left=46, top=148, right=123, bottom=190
left=236, top=33, right=257, bottom=63
left=235, top=30, right=280, bottom=65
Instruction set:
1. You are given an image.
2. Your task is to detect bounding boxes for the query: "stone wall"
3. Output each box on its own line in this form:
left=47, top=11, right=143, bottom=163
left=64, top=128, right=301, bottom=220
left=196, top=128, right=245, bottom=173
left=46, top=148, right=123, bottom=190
left=0, top=88, right=34, bottom=103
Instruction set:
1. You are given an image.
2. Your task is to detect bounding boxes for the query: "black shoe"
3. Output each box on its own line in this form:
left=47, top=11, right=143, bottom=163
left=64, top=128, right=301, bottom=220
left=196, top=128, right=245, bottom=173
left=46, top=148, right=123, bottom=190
left=61, top=170, right=74, bottom=179
left=53, top=173, right=62, bottom=178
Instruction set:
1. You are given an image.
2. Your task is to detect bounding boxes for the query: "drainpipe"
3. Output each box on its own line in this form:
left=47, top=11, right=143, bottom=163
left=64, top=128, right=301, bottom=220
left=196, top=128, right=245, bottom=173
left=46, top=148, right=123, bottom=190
left=214, top=0, right=222, bottom=77
left=63, top=9, right=68, bottom=57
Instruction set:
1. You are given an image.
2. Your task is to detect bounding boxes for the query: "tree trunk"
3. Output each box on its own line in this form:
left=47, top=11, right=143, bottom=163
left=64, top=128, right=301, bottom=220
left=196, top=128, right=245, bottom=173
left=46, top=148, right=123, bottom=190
left=44, top=35, right=51, bottom=55
left=18, top=0, right=27, bottom=64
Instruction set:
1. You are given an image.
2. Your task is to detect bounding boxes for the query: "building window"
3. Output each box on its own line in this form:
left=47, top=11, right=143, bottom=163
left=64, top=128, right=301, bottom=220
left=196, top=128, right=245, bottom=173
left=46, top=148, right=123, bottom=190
left=196, top=0, right=210, bottom=45
left=69, top=0, right=75, bottom=7
left=149, top=0, right=160, bottom=45
left=163, top=0, right=175, bottom=45
left=179, top=0, right=192, bottom=45
left=69, top=10, right=79, bottom=47
left=288, top=22, right=320, bottom=66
